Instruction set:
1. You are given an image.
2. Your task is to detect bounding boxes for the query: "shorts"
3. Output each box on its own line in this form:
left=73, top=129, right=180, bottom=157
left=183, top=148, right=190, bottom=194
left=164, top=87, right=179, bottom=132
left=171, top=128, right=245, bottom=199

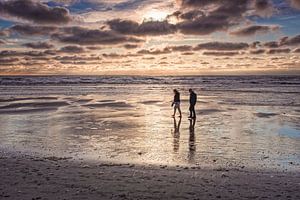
left=174, top=102, right=180, bottom=109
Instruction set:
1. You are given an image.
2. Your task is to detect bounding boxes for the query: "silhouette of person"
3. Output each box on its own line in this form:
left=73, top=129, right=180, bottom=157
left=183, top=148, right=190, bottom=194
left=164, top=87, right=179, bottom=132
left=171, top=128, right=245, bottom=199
left=188, top=89, right=197, bottom=119
left=172, top=89, right=182, bottom=118
left=188, top=118, right=196, bottom=162
left=172, top=117, right=181, bottom=153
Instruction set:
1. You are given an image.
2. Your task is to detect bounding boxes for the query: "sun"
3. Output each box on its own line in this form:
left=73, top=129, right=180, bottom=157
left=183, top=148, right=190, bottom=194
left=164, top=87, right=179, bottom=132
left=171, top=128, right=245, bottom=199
left=144, top=9, right=169, bottom=21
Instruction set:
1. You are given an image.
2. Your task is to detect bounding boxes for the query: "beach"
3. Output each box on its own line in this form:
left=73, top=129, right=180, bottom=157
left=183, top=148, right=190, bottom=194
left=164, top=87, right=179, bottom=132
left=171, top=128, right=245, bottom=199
left=1, top=152, right=300, bottom=200
left=0, top=75, right=299, bottom=199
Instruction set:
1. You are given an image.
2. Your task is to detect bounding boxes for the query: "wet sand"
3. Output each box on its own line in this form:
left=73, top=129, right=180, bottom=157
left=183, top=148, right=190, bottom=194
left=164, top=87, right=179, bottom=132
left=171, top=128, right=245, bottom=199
left=1, top=152, right=299, bottom=200
left=0, top=81, right=299, bottom=199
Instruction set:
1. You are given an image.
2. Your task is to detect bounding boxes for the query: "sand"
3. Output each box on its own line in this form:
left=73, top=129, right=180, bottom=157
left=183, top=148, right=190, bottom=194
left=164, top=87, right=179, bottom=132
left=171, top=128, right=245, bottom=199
left=0, top=152, right=299, bottom=200
left=0, top=81, right=299, bottom=199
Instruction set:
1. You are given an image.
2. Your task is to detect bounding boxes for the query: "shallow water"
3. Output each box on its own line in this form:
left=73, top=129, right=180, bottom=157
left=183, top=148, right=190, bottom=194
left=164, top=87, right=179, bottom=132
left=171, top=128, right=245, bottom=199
left=0, top=76, right=299, bottom=171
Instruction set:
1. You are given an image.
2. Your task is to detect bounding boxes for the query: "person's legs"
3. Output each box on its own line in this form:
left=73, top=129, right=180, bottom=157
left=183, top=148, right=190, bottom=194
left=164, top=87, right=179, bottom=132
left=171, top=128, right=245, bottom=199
left=178, top=105, right=182, bottom=117
left=189, top=105, right=193, bottom=118
left=192, top=106, right=196, bottom=118
left=173, top=106, right=176, bottom=116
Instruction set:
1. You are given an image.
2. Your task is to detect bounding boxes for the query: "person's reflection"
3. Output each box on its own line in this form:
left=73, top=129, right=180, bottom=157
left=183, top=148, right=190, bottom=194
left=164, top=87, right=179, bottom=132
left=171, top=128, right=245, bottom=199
left=188, top=118, right=196, bottom=162
left=172, top=117, right=181, bottom=153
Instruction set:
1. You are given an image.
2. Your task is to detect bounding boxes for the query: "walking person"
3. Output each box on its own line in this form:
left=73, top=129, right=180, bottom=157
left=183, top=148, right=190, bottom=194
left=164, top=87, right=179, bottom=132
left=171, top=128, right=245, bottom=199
left=188, top=89, right=197, bottom=119
left=172, top=89, right=182, bottom=118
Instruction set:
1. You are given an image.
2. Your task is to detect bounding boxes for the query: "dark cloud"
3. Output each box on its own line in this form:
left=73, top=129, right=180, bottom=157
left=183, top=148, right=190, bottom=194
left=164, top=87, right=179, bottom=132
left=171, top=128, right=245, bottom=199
left=194, top=42, right=249, bottom=51
left=253, top=0, right=274, bottom=17
left=250, top=41, right=261, bottom=48
left=0, top=0, right=72, bottom=24
left=176, top=13, right=234, bottom=35
left=54, top=55, right=101, bottom=61
left=52, top=27, right=143, bottom=45
left=0, top=50, right=48, bottom=58
left=168, top=10, right=204, bottom=21
left=167, top=45, right=193, bottom=52
left=175, top=0, right=252, bottom=35
left=86, top=46, right=102, bottom=50
left=0, top=29, right=9, bottom=36
left=230, top=25, right=279, bottom=36
left=267, top=48, right=291, bottom=54
left=137, top=48, right=171, bottom=55
left=280, top=34, right=300, bottom=46
left=102, top=52, right=141, bottom=59
left=107, top=19, right=177, bottom=36
left=291, top=0, right=300, bottom=9
left=10, top=24, right=58, bottom=35
left=177, top=0, right=222, bottom=7
left=254, top=0, right=271, bottom=10
left=23, top=41, right=54, bottom=49
left=181, top=52, right=194, bottom=55
left=250, top=49, right=266, bottom=54
left=102, top=53, right=125, bottom=59
left=0, top=57, right=19, bottom=64
left=263, top=41, right=280, bottom=48
left=124, top=44, right=139, bottom=49
left=203, top=51, right=240, bottom=56
left=293, top=48, right=300, bottom=53
left=59, top=45, right=85, bottom=53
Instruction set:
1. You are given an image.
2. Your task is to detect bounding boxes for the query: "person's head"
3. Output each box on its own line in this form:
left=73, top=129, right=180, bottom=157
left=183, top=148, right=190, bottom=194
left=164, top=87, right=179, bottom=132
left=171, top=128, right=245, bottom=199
left=173, top=89, right=178, bottom=94
left=189, top=88, right=193, bottom=93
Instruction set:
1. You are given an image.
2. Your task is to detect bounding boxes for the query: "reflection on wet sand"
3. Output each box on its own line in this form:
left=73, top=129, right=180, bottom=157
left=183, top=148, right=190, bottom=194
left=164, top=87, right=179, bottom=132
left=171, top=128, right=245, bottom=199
left=0, top=84, right=299, bottom=171
left=172, top=117, right=181, bottom=153
left=188, top=118, right=196, bottom=163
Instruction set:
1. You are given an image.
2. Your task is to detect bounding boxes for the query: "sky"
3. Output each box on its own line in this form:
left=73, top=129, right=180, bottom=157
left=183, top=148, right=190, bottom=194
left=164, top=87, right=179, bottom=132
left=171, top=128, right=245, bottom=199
left=0, top=0, right=300, bottom=75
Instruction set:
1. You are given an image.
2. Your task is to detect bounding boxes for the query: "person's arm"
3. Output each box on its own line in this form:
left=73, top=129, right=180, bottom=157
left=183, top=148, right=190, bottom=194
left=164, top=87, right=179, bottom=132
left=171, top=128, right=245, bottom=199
left=171, top=95, right=175, bottom=107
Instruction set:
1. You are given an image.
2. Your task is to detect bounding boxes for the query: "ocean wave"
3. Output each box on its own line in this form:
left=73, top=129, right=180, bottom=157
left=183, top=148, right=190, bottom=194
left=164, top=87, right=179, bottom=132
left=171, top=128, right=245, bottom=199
left=1, top=75, right=300, bottom=86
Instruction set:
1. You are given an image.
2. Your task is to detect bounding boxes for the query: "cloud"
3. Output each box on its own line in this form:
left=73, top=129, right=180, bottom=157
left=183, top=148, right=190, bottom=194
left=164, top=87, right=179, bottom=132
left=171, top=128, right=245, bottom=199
left=293, top=48, right=300, bottom=53
left=137, top=48, right=171, bottom=55
left=54, top=55, right=101, bottom=61
left=267, top=48, right=291, bottom=54
left=52, top=26, right=144, bottom=45
left=167, top=45, right=193, bottom=52
left=194, top=42, right=249, bottom=51
left=0, top=39, right=5, bottom=44
left=0, top=57, right=19, bottom=65
left=59, top=45, right=85, bottom=53
left=250, top=49, right=266, bottom=54
left=0, top=29, right=9, bottom=37
left=168, top=10, right=204, bottom=20
left=107, top=19, right=177, bottom=36
left=291, top=0, right=300, bottom=9
left=230, top=25, right=279, bottom=36
left=177, top=14, right=232, bottom=35
left=253, top=0, right=274, bottom=17
left=263, top=41, right=280, bottom=48
left=280, top=34, right=300, bottom=46
left=23, top=41, right=54, bottom=49
left=174, top=0, right=255, bottom=35
left=102, top=53, right=125, bottom=59
left=177, top=0, right=222, bottom=8
left=124, top=44, right=139, bottom=49
left=203, top=51, right=240, bottom=56
left=10, top=24, right=58, bottom=35
left=0, top=0, right=72, bottom=24
left=0, top=50, right=48, bottom=58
